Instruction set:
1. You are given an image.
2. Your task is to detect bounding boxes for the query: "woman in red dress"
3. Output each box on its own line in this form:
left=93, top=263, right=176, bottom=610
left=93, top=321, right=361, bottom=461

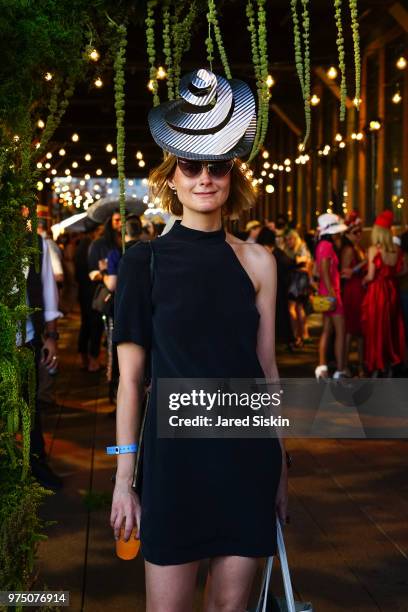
left=341, top=212, right=366, bottom=375
left=361, top=210, right=405, bottom=376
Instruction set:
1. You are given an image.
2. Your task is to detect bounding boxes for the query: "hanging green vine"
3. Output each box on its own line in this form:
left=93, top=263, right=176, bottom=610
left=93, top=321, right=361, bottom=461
left=334, top=0, right=347, bottom=120
left=349, top=0, right=361, bottom=108
left=110, top=23, right=128, bottom=250
left=172, top=3, right=198, bottom=94
left=162, top=1, right=175, bottom=100
left=290, top=0, right=311, bottom=145
left=146, top=0, right=160, bottom=106
left=301, top=0, right=311, bottom=144
left=206, top=0, right=232, bottom=79
left=247, top=0, right=270, bottom=161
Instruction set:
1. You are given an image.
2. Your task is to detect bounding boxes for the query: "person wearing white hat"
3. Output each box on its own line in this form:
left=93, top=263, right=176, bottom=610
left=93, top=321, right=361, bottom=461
left=110, top=68, right=288, bottom=611
left=245, top=219, right=262, bottom=243
left=315, top=213, right=347, bottom=379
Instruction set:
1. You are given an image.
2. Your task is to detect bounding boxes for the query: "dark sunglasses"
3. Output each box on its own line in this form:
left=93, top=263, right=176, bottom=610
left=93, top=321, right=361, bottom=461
left=177, top=158, right=234, bottom=179
left=350, top=228, right=362, bottom=235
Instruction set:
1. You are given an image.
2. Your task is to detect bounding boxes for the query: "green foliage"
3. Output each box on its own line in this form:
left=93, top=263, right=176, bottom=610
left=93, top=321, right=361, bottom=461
left=206, top=0, right=231, bottom=79
left=349, top=0, right=361, bottom=107
left=290, top=0, right=311, bottom=146
left=247, top=0, right=270, bottom=160
left=334, top=0, right=347, bottom=121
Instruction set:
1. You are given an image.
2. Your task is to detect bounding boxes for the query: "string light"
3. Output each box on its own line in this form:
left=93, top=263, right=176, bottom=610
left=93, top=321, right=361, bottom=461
left=353, top=97, right=362, bottom=107
left=147, top=80, right=154, bottom=92
left=35, top=142, right=41, bottom=149
left=284, top=158, right=291, bottom=166
left=263, top=161, right=270, bottom=169
left=45, top=177, right=51, bottom=184
left=44, top=72, right=53, bottom=81
left=156, top=66, right=167, bottom=79
left=392, top=91, right=402, bottom=104
left=94, top=77, right=103, bottom=88
left=262, top=150, right=269, bottom=159
left=37, top=181, right=44, bottom=191
left=65, top=169, right=71, bottom=175
left=285, top=166, right=291, bottom=172
left=335, top=133, right=343, bottom=142
left=36, top=162, right=43, bottom=169
left=84, top=153, right=92, bottom=161
left=106, top=144, right=113, bottom=153
left=72, top=161, right=79, bottom=168
left=71, top=133, right=79, bottom=142
left=310, top=94, right=320, bottom=106
left=110, top=157, right=117, bottom=165
left=266, top=74, right=275, bottom=88
left=278, top=164, right=284, bottom=171
left=265, top=184, right=275, bottom=193
left=45, top=162, right=51, bottom=169
left=88, top=48, right=100, bottom=62
left=37, top=119, right=45, bottom=129
left=136, top=151, right=143, bottom=160
left=396, top=56, right=407, bottom=70
left=96, top=168, right=103, bottom=175
left=261, top=170, right=267, bottom=176
left=369, top=120, right=381, bottom=131
left=59, top=148, right=66, bottom=156
left=327, top=66, right=338, bottom=79
left=339, top=141, right=346, bottom=149
left=106, top=177, right=112, bottom=184
left=85, top=173, right=91, bottom=180
left=51, top=169, right=57, bottom=175
left=138, top=160, right=146, bottom=168
left=268, top=173, right=274, bottom=179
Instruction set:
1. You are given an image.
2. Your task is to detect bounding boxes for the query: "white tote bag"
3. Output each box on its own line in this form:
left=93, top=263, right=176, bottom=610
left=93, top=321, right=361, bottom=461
left=253, top=520, right=313, bottom=612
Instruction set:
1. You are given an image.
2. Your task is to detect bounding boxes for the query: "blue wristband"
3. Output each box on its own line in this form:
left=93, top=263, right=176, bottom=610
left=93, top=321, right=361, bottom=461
left=106, top=443, right=138, bottom=455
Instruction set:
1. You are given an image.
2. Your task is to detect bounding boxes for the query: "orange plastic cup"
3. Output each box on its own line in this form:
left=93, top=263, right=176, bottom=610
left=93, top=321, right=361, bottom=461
left=116, top=526, right=140, bottom=560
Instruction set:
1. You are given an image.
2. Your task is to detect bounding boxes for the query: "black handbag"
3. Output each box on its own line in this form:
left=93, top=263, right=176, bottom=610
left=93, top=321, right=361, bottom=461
left=92, top=283, right=113, bottom=315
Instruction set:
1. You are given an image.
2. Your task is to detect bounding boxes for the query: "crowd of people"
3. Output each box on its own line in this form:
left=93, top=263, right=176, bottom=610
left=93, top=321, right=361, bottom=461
left=247, top=210, right=408, bottom=379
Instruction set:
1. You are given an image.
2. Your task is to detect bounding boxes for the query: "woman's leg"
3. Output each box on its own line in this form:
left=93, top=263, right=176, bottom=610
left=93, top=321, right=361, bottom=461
left=297, top=302, right=309, bottom=340
left=332, top=315, right=345, bottom=372
left=145, top=559, right=200, bottom=612
left=204, top=556, right=259, bottom=612
left=288, top=300, right=298, bottom=341
left=319, top=315, right=332, bottom=366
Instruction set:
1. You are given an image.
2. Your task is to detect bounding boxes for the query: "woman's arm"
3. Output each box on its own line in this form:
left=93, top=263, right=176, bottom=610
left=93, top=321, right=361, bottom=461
left=254, top=248, right=288, bottom=524
left=321, top=257, right=335, bottom=296
left=104, top=274, right=117, bottom=292
left=110, top=342, right=146, bottom=542
left=363, top=246, right=376, bottom=283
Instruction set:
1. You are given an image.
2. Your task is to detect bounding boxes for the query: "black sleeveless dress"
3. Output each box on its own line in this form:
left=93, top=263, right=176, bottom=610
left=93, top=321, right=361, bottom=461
left=113, top=221, right=282, bottom=566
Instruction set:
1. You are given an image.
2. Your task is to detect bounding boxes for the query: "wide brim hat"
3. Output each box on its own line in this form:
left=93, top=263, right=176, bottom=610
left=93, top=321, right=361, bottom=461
left=374, top=210, right=393, bottom=229
left=148, top=68, right=256, bottom=161
left=317, top=213, right=347, bottom=235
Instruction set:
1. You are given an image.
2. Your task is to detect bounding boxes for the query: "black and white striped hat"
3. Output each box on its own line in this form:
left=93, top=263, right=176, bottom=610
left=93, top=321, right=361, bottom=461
left=148, top=68, right=256, bottom=161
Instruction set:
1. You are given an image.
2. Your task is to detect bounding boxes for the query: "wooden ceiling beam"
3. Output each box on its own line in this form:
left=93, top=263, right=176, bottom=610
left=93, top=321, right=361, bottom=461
left=270, top=103, right=302, bottom=136
left=389, top=2, right=408, bottom=31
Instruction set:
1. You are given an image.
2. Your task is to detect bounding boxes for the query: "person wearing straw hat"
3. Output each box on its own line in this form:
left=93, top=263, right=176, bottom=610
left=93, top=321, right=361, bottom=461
left=245, top=219, right=262, bottom=243
left=314, top=213, right=348, bottom=379
left=110, top=68, right=288, bottom=611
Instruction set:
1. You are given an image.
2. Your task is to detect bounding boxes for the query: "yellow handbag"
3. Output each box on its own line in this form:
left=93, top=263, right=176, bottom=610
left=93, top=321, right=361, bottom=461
left=310, top=294, right=336, bottom=313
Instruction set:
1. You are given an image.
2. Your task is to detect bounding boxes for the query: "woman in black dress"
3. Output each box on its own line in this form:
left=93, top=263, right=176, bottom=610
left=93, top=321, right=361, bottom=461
left=110, top=68, right=288, bottom=611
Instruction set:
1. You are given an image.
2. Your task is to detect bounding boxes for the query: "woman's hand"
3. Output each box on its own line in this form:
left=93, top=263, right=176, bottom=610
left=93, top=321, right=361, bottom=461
left=110, top=479, right=141, bottom=541
left=276, top=455, right=288, bottom=526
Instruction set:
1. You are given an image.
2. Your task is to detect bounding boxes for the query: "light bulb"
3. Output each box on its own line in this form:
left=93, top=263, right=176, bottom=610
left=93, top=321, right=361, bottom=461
left=45, top=163, right=51, bottom=169
left=84, top=153, right=92, bottom=161
left=65, top=169, right=71, bottom=175
left=36, top=162, right=43, bottom=169
left=263, top=161, right=270, bottom=169
left=266, top=74, right=275, bottom=88
left=37, top=181, right=44, bottom=191
left=136, top=151, right=143, bottom=160
left=147, top=80, right=154, bottom=92
left=94, top=77, right=103, bottom=88
left=96, top=168, right=103, bottom=175
left=106, top=144, right=113, bottom=153
left=37, top=119, right=45, bottom=129
left=138, top=160, right=146, bottom=168
left=85, top=173, right=91, bottom=180
left=110, top=158, right=117, bottom=165
left=44, top=72, right=53, bottom=81
left=335, top=133, right=343, bottom=142
left=265, top=184, right=275, bottom=193
left=59, top=148, right=66, bottom=156
left=157, top=66, right=167, bottom=79
left=89, top=48, right=100, bottom=62
left=262, top=150, right=269, bottom=159
left=392, top=92, right=402, bottom=104
left=327, top=66, right=338, bottom=79
left=310, top=94, right=320, bottom=106
left=51, top=169, right=57, bottom=175
left=71, top=133, right=79, bottom=142
left=396, top=56, right=407, bottom=70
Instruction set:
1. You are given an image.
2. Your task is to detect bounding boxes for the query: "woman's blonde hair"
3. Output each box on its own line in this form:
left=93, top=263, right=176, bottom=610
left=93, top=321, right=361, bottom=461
left=284, top=229, right=303, bottom=258
left=371, top=224, right=395, bottom=253
left=148, top=153, right=257, bottom=220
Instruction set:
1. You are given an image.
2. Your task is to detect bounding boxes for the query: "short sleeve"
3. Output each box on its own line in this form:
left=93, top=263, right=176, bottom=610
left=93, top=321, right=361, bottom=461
left=316, top=240, right=333, bottom=261
left=112, top=242, right=152, bottom=348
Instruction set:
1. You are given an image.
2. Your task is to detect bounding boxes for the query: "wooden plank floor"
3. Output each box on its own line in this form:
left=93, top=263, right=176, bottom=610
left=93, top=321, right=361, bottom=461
left=36, top=313, right=408, bottom=611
